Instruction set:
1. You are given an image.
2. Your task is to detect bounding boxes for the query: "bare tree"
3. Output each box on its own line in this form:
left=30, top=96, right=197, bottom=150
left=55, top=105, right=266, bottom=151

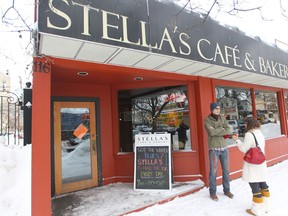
left=1, top=0, right=34, bottom=82
left=1, top=0, right=287, bottom=82
left=163, top=0, right=288, bottom=20
left=159, top=0, right=288, bottom=41
left=134, top=93, right=173, bottom=130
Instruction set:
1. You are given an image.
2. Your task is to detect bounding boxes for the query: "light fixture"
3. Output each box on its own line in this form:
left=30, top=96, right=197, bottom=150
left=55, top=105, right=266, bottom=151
left=26, top=82, right=32, bottom=88
left=134, top=77, right=143, bottom=81
left=77, top=72, right=89, bottom=76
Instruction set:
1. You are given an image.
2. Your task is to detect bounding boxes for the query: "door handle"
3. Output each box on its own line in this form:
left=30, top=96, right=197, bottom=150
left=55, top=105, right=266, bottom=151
left=92, top=139, right=96, bottom=153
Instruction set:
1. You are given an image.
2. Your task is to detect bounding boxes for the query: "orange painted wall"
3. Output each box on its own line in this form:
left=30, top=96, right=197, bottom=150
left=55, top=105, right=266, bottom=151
left=52, top=78, right=204, bottom=184
left=52, top=82, right=116, bottom=182
left=51, top=75, right=288, bottom=187
left=194, top=77, right=214, bottom=185
left=206, top=78, right=288, bottom=186
left=32, top=58, right=52, bottom=216
left=228, top=136, right=288, bottom=183
left=265, top=137, right=288, bottom=165
left=111, top=80, right=202, bottom=183
left=31, top=59, right=288, bottom=216
left=111, top=151, right=201, bottom=183
left=172, top=152, right=201, bottom=182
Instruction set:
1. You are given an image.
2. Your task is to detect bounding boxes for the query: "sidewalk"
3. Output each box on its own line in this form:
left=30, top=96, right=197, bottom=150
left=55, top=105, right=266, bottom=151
left=52, top=180, right=205, bottom=216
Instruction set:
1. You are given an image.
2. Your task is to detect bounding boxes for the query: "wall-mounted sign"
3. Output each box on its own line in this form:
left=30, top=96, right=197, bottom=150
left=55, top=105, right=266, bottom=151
left=38, top=0, right=288, bottom=80
left=33, top=60, right=51, bottom=73
left=134, top=134, right=171, bottom=191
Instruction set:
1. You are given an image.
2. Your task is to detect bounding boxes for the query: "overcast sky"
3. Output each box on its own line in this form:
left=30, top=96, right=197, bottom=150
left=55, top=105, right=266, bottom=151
left=0, top=0, right=287, bottom=91
left=0, top=0, right=34, bottom=91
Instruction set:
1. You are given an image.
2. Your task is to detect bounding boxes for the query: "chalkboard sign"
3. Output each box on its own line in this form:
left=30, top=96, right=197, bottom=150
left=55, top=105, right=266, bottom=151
left=134, top=134, right=171, bottom=190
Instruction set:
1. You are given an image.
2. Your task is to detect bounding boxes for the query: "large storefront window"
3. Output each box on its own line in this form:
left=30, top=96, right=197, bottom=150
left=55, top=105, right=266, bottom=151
left=118, top=85, right=191, bottom=152
left=254, top=90, right=281, bottom=138
left=216, top=86, right=252, bottom=143
left=216, top=87, right=282, bottom=141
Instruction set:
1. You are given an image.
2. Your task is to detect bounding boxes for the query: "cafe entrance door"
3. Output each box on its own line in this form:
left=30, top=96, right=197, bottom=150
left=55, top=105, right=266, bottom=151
left=53, top=101, right=98, bottom=195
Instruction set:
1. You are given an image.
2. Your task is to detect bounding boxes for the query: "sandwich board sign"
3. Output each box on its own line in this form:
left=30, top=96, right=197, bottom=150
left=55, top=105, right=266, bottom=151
left=134, top=133, right=171, bottom=191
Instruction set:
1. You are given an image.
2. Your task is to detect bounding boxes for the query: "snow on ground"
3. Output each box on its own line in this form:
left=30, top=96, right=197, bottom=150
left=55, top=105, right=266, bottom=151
left=0, top=140, right=31, bottom=216
left=129, top=159, right=288, bottom=216
left=1, top=139, right=288, bottom=216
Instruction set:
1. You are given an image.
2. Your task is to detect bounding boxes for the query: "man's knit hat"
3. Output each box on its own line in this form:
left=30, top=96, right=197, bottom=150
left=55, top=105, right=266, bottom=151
left=210, top=102, right=221, bottom=112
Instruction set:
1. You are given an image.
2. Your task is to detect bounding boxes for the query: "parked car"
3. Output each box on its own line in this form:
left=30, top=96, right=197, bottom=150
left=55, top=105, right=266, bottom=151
left=134, top=125, right=151, bottom=132
left=258, top=114, right=271, bottom=124
left=237, top=119, right=246, bottom=135
left=141, top=126, right=152, bottom=132
left=133, top=125, right=152, bottom=138
left=153, top=124, right=176, bottom=134
left=227, top=120, right=239, bottom=135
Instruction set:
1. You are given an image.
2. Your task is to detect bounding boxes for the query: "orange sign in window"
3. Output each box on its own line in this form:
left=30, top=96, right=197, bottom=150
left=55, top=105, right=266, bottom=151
left=73, top=123, right=88, bottom=139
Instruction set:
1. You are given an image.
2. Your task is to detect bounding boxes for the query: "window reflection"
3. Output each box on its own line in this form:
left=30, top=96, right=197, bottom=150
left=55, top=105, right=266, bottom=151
left=118, top=85, right=191, bottom=152
left=254, top=90, right=281, bottom=139
left=60, top=108, right=92, bottom=183
left=216, top=87, right=252, bottom=144
left=216, top=87, right=282, bottom=141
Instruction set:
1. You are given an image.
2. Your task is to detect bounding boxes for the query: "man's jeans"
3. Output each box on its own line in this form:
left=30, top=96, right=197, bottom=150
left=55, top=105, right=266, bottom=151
left=209, top=149, right=230, bottom=195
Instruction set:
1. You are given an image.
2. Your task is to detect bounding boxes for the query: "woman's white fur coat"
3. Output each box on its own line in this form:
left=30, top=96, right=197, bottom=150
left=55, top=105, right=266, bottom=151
left=236, top=129, right=267, bottom=182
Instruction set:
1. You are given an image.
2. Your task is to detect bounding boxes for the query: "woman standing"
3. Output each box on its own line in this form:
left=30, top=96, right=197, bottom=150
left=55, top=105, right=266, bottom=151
left=232, top=117, right=270, bottom=216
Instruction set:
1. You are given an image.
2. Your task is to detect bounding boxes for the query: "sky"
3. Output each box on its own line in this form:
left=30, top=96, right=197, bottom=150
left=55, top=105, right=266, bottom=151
left=189, top=0, right=288, bottom=45
left=0, top=0, right=34, bottom=92
left=1, top=134, right=288, bottom=216
left=0, top=0, right=287, bottom=93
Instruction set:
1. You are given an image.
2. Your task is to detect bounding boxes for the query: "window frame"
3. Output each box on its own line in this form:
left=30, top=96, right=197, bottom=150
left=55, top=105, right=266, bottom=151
left=112, top=81, right=198, bottom=155
left=213, top=79, right=287, bottom=139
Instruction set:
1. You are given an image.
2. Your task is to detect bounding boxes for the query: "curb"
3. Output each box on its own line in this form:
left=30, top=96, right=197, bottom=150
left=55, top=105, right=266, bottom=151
left=120, top=185, right=205, bottom=215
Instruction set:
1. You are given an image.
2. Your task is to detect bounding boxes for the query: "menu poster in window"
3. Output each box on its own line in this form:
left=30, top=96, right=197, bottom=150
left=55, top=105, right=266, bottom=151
left=134, top=134, right=171, bottom=191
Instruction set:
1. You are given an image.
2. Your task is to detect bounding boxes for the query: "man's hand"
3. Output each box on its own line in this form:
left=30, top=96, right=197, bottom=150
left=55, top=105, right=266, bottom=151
left=232, top=134, right=238, bottom=140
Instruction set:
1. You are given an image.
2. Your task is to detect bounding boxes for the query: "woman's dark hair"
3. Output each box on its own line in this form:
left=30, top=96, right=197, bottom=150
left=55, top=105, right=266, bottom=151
left=245, top=117, right=260, bottom=131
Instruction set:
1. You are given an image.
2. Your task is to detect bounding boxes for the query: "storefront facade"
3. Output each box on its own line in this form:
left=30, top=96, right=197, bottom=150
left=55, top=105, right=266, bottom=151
left=32, top=0, right=288, bottom=215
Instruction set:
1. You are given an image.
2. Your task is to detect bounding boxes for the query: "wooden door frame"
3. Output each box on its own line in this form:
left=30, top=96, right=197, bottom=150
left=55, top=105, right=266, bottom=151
left=51, top=97, right=102, bottom=196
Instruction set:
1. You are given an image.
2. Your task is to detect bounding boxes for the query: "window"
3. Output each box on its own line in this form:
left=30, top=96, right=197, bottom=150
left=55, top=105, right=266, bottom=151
left=216, top=87, right=282, bottom=140
left=254, top=90, right=281, bottom=138
left=216, top=86, right=252, bottom=143
left=118, top=85, right=191, bottom=152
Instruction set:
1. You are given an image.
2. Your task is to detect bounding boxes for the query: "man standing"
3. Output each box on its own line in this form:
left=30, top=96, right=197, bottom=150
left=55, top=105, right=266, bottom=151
left=204, top=102, right=234, bottom=201
left=177, top=121, right=190, bottom=150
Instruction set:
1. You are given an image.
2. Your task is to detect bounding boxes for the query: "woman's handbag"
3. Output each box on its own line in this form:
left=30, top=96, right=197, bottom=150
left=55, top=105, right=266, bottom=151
left=243, top=132, right=266, bottom=164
